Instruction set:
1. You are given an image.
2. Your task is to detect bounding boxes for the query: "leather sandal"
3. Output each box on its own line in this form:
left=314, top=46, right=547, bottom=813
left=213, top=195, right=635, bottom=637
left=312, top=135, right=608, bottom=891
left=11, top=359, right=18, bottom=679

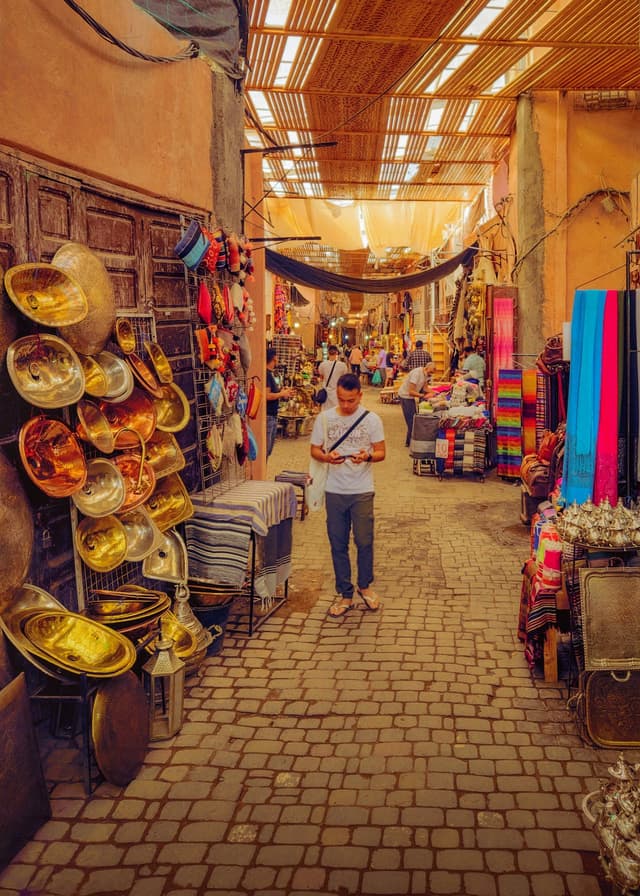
left=328, top=597, right=353, bottom=618
left=357, top=588, right=381, bottom=611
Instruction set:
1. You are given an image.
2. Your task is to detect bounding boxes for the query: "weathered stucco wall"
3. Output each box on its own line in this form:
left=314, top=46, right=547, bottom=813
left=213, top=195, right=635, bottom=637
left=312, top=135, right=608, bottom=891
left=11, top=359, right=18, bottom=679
left=514, top=91, right=640, bottom=348
left=0, top=0, right=214, bottom=211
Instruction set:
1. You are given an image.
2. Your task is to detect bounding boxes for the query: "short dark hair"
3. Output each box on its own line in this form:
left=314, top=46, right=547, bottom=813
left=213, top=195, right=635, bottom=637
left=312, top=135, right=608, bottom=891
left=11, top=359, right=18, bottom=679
left=266, top=348, right=277, bottom=363
left=415, top=340, right=423, bottom=348
left=336, top=372, right=361, bottom=392
left=463, top=346, right=473, bottom=353
left=328, top=345, right=339, bottom=354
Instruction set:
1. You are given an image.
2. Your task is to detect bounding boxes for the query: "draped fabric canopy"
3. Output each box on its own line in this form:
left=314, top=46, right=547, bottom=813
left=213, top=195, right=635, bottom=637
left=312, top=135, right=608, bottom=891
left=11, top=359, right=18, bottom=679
left=265, top=246, right=477, bottom=295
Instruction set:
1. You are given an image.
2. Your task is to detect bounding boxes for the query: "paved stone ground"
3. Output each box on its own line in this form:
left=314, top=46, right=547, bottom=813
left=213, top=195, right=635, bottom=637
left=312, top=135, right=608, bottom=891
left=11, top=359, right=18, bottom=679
left=1, top=386, right=637, bottom=896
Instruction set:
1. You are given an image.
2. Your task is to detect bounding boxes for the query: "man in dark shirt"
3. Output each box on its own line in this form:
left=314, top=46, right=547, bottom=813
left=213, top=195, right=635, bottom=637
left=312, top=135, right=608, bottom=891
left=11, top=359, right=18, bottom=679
left=407, top=339, right=432, bottom=370
left=265, top=348, right=293, bottom=457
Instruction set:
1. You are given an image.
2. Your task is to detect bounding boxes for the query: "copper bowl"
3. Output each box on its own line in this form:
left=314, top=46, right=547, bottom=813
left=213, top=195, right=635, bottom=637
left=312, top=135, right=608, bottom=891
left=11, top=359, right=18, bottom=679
left=19, top=417, right=87, bottom=498
left=71, top=458, right=126, bottom=518
left=7, top=334, right=86, bottom=409
left=78, top=353, right=109, bottom=398
left=22, top=610, right=136, bottom=676
left=144, top=473, right=194, bottom=531
left=126, top=352, right=163, bottom=399
left=75, top=514, right=128, bottom=572
left=117, top=506, right=164, bottom=561
left=53, top=242, right=116, bottom=356
left=76, top=399, right=116, bottom=453
left=142, top=430, right=185, bottom=481
left=4, top=263, right=88, bottom=327
left=152, top=382, right=190, bottom=433
left=143, top=341, right=173, bottom=384
left=142, top=527, right=188, bottom=583
left=99, top=389, right=157, bottom=446
left=114, top=318, right=136, bottom=354
left=95, top=350, right=134, bottom=403
left=112, top=449, right=156, bottom=513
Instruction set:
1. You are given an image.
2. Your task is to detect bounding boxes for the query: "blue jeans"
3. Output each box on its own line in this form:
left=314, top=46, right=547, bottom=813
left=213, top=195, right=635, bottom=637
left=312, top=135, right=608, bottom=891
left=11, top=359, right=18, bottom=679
left=325, top=491, right=374, bottom=598
left=266, top=415, right=278, bottom=457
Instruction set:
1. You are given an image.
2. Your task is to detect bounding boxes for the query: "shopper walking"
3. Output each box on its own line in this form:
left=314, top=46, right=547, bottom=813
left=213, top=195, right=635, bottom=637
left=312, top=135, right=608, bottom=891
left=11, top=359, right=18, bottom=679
left=397, top=362, right=436, bottom=447
left=348, top=344, right=363, bottom=376
left=407, top=339, right=432, bottom=370
left=310, top=372, right=386, bottom=618
left=265, top=348, right=293, bottom=458
left=317, top=345, right=349, bottom=409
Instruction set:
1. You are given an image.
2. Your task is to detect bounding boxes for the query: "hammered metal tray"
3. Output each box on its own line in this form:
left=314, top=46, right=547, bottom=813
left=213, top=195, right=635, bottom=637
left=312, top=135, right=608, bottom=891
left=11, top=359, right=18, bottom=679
left=91, top=671, right=149, bottom=787
left=579, top=567, right=640, bottom=671
left=585, top=670, right=640, bottom=747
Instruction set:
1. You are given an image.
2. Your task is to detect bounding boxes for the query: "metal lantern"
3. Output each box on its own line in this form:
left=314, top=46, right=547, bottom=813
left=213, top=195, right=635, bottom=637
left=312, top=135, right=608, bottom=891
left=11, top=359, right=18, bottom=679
left=142, top=624, right=185, bottom=741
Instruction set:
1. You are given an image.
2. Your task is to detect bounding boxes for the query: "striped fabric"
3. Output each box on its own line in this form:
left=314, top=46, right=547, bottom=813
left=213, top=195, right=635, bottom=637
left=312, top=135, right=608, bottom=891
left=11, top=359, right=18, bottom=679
left=254, top=518, right=293, bottom=602
left=522, top=369, right=538, bottom=456
left=191, top=480, right=297, bottom=537
left=496, top=369, right=523, bottom=478
left=185, top=516, right=252, bottom=588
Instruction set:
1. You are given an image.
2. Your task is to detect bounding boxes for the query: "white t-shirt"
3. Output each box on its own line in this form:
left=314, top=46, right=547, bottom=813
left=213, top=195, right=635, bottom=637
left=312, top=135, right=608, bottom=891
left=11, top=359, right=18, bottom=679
left=397, top=366, right=428, bottom=399
left=318, top=358, right=349, bottom=409
left=310, top=405, right=384, bottom=494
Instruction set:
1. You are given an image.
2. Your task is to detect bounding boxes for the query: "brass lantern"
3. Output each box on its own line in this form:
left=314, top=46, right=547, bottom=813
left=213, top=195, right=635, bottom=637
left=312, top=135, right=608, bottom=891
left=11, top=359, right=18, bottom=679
left=142, top=625, right=185, bottom=741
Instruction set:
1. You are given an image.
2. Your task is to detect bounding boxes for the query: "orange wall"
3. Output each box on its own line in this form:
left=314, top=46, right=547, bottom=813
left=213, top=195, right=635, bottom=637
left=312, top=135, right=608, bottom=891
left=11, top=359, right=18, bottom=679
left=0, top=0, right=214, bottom=211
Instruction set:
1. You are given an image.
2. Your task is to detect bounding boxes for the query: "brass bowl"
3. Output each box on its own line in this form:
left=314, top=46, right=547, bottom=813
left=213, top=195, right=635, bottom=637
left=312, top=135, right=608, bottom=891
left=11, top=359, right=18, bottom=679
left=117, top=506, right=164, bottom=562
left=99, top=389, right=157, bottom=446
left=95, top=350, right=134, bottom=403
left=147, top=611, right=197, bottom=660
left=19, top=417, right=87, bottom=498
left=0, top=451, right=34, bottom=616
left=0, top=608, right=72, bottom=681
left=75, top=514, right=128, bottom=572
left=144, top=430, right=185, bottom=479
left=1, top=582, right=63, bottom=623
left=22, top=610, right=136, bottom=676
left=144, top=473, right=194, bottom=532
left=53, top=242, right=116, bottom=356
left=114, top=318, right=136, bottom=354
left=126, top=352, right=163, bottom=398
left=143, top=341, right=173, bottom=384
left=7, top=334, right=86, bottom=409
left=152, top=382, right=190, bottom=433
left=76, top=399, right=115, bottom=453
left=4, top=263, right=88, bottom=327
left=78, top=353, right=109, bottom=398
left=84, top=591, right=171, bottom=625
left=142, top=528, right=188, bottom=583
left=71, top=458, right=126, bottom=518
left=113, top=452, right=156, bottom=513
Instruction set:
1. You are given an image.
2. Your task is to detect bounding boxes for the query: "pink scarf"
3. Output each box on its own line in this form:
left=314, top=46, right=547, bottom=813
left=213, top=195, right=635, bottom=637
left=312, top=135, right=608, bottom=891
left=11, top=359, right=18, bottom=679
left=593, top=289, right=618, bottom=504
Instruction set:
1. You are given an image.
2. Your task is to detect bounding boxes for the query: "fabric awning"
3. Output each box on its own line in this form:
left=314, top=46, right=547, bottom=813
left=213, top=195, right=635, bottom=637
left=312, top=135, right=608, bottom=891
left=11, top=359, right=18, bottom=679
left=265, top=245, right=477, bottom=295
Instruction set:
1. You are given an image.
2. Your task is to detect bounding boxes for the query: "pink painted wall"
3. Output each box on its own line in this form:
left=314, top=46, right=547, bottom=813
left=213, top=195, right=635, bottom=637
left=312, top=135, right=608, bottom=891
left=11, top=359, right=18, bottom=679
left=0, top=0, right=213, bottom=211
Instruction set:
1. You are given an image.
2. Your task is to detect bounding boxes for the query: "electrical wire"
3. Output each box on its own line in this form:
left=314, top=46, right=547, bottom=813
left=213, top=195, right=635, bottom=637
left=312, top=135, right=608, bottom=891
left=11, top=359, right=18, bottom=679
left=62, top=0, right=199, bottom=63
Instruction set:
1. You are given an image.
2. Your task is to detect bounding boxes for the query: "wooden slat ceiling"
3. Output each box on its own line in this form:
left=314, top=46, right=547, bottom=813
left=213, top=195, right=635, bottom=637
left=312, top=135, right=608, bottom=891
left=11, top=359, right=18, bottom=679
left=245, top=0, right=640, bottom=269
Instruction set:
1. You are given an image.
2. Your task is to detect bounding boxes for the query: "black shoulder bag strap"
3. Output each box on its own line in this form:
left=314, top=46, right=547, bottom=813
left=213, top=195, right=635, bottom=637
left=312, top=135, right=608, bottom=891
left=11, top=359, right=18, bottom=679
left=328, top=410, right=370, bottom=453
left=325, top=361, right=337, bottom=387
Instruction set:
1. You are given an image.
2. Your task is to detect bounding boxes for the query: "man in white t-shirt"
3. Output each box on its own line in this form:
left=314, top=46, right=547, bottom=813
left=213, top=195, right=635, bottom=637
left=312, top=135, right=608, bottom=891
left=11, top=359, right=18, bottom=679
left=310, top=372, right=386, bottom=619
left=317, top=345, right=349, bottom=409
left=397, top=362, right=436, bottom=447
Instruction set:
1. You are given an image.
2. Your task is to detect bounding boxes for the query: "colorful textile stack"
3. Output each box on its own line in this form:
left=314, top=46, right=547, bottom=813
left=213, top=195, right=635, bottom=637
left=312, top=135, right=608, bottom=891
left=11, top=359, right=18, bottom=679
left=522, top=369, right=538, bottom=456
left=436, top=428, right=486, bottom=476
left=496, top=369, right=523, bottom=478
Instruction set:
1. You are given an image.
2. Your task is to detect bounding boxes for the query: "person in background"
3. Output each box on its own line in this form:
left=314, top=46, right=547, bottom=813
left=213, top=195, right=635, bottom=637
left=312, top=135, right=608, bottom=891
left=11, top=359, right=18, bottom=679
left=310, top=372, right=386, bottom=619
left=407, top=339, right=432, bottom=370
left=384, top=348, right=396, bottom=386
left=265, top=348, right=293, bottom=457
left=318, top=344, right=349, bottom=409
left=375, top=345, right=387, bottom=385
left=348, top=344, right=363, bottom=376
left=397, top=362, right=436, bottom=447
left=460, top=345, right=486, bottom=388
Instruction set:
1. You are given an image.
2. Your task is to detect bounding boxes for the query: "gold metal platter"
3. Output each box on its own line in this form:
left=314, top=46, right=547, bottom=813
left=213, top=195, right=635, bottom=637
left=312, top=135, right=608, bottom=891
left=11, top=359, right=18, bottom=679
left=94, top=350, right=134, bottom=403
left=114, top=318, right=136, bottom=355
left=142, top=528, right=188, bottom=584
left=75, top=514, right=128, bottom=573
left=7, top=334, right=86, bottom=409
left=579, top=568, right=640, bottom=671
left=19, top=417, right=87, bottom=499
left=585, top=670, right=640, bottom=748
left=4, top=263, right=88, bottom=327
left=99, top=389, right=157, bottom=446
left=78, top=353, right=109, bottom=398
left=152, top=383, right=190, bottom=433
left=76, top=399, right=115, bottom=454
left=91, top=671, right=149, bottom=787
left=22, top=610, right=137, bottom=676
left=143, top=431, right=185, bottom=480
left=84, top=591, right=171, bottom=626
left=0, top=605, right=70, bottom=682
left=117, top=506, right=164, bottom=562
left=144, top=473, right=194, bottom=532
left=143, top=341, right=173, bottom=384
left=53, top=242, right=116, bottom=357
left=126, top=352, right=163, bottom=399
left=71, top=458, right=126, bottom=518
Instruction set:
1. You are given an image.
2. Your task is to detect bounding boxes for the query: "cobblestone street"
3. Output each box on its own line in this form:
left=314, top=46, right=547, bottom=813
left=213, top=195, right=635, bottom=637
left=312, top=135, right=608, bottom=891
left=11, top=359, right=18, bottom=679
left=1, top=386, right=635, bottom=896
